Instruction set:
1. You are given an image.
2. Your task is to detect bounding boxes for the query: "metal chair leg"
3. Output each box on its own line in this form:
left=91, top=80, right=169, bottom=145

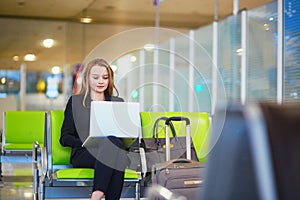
left=135, top=182, right=141, bottom=200
left=33, top=142, right=40, bottom=200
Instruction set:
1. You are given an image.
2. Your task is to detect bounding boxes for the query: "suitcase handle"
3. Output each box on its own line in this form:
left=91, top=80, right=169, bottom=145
left=166, top=116, right=190, bottom=126
left=153, top=117, right=177, bottom=147
left=153, top=116, right=177, bottom=138
left=165, top=116, right=191, bottom=161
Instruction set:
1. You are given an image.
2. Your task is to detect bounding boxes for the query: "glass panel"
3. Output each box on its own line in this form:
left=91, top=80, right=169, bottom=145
left=0, top=70, right=20, bottom=97
left=194, top=25, right=213, bottom=113
left=218, top=15, right=242, bottom=102
left=157, top=41, right=170, bottom=111
left=247, top=2, right=277, bottom=102
left=174, top=33, right=190, bottom=112
left=284, top=0, right=300, bottom=102
left=143, top=49, right=154, bottom=111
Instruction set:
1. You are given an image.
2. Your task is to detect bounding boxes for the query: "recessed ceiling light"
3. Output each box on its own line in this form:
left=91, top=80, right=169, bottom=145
left=51, top=66, right=61, bottom=74
left=80, top=17, right=93, bottom=23
left=43, top=38, right=54, bottom=48
left=24, top=54, right=36, bottom=61
left=12, top=55, right=19, bottom=61
left=144, top=43, right=155, bottom=51
left=130, top=56, right=137, bottom=62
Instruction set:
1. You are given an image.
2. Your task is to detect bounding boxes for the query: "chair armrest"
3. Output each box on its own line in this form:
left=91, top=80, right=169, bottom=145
left=32, top=141, right=40, bottom=170
left=32, top=141, right=41, bottom=198
left=40, top=146, right=48, bottom=180
left=32, top=141, right=48, bottom=180
left=139, top=147, right=147, bottom=178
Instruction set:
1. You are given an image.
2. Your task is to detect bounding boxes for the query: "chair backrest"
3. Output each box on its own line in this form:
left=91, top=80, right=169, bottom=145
left=3, top=111, right=45, bottom=151
left=46, top=110, right=71, bottom=171
left=202, top=102, right=300, bottom=200
left=257, top=102, right=300, bottom=200
left=140, top=112, right=210, bottom=162
left=201, top=103, right=260, bottom=200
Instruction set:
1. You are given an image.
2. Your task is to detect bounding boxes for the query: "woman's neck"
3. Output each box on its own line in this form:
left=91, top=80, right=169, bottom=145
left=90, top=92, right=105, bottom=101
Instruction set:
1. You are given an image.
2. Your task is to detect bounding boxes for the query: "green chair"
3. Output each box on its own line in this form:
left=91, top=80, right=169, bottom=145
left=33, top=110, right=145, bottom=200
left=2, top=110, right=45, bottom=154
left=140, top=112, right=210, bottom=162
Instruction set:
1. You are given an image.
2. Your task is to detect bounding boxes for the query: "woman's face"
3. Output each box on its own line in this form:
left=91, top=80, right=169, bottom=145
left=89, top=65, right=109, bottom=95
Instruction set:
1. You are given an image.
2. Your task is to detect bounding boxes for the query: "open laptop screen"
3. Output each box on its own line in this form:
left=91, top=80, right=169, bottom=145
left=82, top=101, right=141, bottom=147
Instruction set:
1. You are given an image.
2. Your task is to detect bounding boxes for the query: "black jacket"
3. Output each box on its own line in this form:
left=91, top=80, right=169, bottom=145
left=60, top=94, right=124, bottom=160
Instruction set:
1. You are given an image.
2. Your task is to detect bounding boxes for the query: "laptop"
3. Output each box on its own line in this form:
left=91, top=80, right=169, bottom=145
left=82, top=101, right=141, bottom=147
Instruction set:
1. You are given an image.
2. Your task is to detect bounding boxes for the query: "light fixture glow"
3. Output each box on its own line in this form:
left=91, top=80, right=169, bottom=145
left=130, top=56, right=137, bottom=62
left=43, top=38, right=54, bottom=48
left=12, top=55, right=19, bottom=61
left=80, top=17, right=93, bottom=23
left=24, top=54, right=36, bottom=61
left=0, top=77, right=7, bottom=84
left=51, top=66, right=60, bottom=74
left=144, top=43, right=155, bottom=51
left=264, top=23, right=270, bottom=31
left=236, top=48, right=243, bottom=56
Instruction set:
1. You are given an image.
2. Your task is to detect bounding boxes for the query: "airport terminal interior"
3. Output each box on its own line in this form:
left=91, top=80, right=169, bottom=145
left=1, top=0, right=300, bottom=199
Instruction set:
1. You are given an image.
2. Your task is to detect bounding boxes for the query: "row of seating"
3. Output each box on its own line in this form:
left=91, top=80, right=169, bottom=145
left=1, top=110, right=211, bottom=200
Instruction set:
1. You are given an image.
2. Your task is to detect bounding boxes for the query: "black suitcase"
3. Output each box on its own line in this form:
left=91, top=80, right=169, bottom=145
left=151, top=116, right=204, bottom=200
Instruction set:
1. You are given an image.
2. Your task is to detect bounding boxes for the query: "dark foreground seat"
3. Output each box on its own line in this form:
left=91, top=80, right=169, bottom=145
left=201, top=102, right=300, bottom=200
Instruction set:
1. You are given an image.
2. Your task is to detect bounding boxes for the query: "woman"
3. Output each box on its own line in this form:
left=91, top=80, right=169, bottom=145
left=60, top=58, right=127, bottom=200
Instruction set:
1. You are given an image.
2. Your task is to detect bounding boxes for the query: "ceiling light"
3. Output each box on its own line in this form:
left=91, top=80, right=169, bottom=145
left=144, top=43, right=155, bottom=51
left=130, top=56, right=137, bottom=62
left=24, top=54, right=36, bottom=61
left=43, top=38, right=54, bottom=48
left=12, top=55, right=19, bottom=61
left=80, top=17, right=93, bottom=23
left=51, top=66, right=61, bottom=74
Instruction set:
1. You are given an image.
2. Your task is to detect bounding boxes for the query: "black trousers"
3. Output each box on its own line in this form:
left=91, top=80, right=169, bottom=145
left=71, top=136, right=128, bottom=200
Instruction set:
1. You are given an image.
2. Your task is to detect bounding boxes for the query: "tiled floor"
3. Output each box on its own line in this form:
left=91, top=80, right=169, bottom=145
left=0, top=155, right=147, bottom=200
left=0, top=160, right=36, bottom=200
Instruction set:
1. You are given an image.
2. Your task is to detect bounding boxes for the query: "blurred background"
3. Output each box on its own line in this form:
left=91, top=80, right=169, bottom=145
left=1, top=0, right=299, bottom=116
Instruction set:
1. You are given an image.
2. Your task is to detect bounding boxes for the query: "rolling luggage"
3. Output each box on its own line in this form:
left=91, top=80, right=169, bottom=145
left=151, top=116, right=204, bottom=200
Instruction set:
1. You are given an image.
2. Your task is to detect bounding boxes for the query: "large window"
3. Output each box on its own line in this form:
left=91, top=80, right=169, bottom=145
left=284, top=0, right=300, bottom=102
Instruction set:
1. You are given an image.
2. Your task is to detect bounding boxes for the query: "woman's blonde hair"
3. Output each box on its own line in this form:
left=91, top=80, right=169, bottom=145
left=79, top=58, right=119, bottom=107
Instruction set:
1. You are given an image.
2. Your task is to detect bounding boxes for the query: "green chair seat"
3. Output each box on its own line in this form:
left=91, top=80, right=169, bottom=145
left=124, top=168, right=139, bottom=179
left=4, top=143, right=44, bottom=150
left=56, top=168, right=138, bottom=179
left=56, top=168, right=94, bottom=179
